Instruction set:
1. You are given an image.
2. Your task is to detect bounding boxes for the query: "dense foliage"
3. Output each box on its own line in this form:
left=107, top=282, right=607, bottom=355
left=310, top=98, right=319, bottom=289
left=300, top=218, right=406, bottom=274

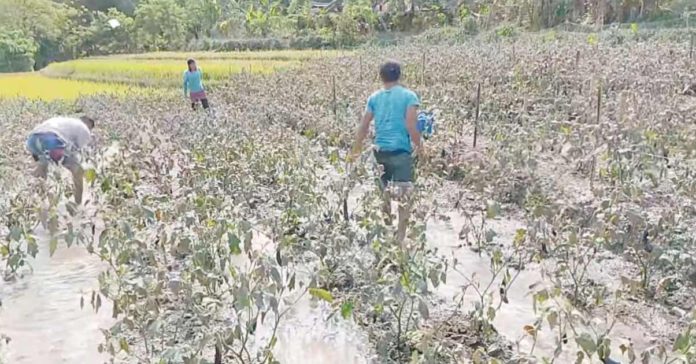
left=0, top=0, right=694, bottom=71
left=2, top=29, right=696, bottom=363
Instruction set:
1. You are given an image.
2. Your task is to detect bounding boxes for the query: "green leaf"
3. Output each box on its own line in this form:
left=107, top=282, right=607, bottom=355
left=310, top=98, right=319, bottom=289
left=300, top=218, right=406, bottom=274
left=309, top=288, right=333, bottom=303
left=228, top=232, right=241, bottom=255
left=513, top=228, right=526, bottom=246
left=119, top=337, right=129, bottom=353
left=84, top=168, right=97, bottom=184
left=672, top=333, right=690, bottom=352
left=288, top=273, right=296, bottom=290
left=96, top=294, right=102, bottom=313
left=485, top=229, right=497, bottom=243
left=547, top=311, right=558, bottom=329
left=340, top=301, right=353, bottom=319
left=630, top=23, right=639, bottom=35
left=49, top=237, right=58, bottom=257
left=418, top=298, right=429, bottom=320
left=487, top=306, right=496, bottom=321
left=486, top=201, right=501, bottom=219
left=275, top=247, right=283, bottom=266
left=575, top=333, right=597, bottom=355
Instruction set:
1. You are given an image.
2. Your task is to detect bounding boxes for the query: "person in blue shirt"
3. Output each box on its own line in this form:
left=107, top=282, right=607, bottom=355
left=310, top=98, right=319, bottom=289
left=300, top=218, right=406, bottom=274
left=349, top=61, right=423, bottom=244
left=183, top=59, right=209, bottom=110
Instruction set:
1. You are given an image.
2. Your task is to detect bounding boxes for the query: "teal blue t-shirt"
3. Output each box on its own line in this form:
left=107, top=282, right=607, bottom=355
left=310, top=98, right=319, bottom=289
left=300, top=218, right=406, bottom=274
left=183, top=69, right=204, bottom=96
left=366, top=85, right=420, bottom=153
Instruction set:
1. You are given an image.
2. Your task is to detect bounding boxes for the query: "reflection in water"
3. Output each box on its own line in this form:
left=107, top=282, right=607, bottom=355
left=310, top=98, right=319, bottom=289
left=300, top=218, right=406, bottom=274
left=428, top=212, right=656, bottom=363
left=0, top=229, right=113, bottom=363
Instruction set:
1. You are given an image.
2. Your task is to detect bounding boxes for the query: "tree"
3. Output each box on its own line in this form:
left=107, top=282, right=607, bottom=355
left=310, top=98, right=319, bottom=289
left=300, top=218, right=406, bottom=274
left=244, top=0, right=285, bottom=36
left=81, top=8, right=136, bottom=55
left=134, top=0, right=189, bottom=50
left=0, top=0, right=77, bottom=68
left=182, top=0, right=222, bottom=39
left=0, top=30, right=38, bottom=72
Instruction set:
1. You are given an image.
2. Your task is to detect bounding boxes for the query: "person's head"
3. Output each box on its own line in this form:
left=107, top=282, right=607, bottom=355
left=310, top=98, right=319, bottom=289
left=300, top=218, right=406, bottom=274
left=80, top=116, right=95, bottom=130
left=187, top=58, right=197, bottom=72
left=379, top=61, right=401, bottom=86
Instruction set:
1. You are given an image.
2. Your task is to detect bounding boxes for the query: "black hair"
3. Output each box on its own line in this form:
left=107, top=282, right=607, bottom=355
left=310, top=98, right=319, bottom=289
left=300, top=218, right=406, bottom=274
left=80, top=116, right=95, bottom=129
left=187, top=58, right=196, bottom=71
left=380, top=61, right=401, bottom=83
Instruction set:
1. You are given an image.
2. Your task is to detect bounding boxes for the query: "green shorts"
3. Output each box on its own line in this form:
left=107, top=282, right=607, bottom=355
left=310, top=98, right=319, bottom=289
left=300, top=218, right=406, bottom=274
left=374, top=150, right=413, bottom=189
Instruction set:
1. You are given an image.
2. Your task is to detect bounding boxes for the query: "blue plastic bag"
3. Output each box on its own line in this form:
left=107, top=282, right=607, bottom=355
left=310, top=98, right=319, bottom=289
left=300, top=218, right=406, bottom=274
left=417, top=110, right=436, bottom=140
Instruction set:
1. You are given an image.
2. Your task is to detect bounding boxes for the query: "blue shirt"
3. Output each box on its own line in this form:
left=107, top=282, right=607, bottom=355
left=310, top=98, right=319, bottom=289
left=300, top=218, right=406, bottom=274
left=183, top=69, right=204, bottom=96
left=366, top=85, right=420, bottom=153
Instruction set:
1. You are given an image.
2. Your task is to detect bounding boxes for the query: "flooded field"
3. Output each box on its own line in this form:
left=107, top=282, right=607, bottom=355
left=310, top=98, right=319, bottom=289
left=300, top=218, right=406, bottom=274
left=2, top=31, right=696, bottom=364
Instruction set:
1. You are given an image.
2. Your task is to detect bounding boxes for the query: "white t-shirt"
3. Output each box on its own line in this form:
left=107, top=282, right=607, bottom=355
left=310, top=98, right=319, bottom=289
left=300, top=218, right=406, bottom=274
left=31, top=117, right=92, bottom=150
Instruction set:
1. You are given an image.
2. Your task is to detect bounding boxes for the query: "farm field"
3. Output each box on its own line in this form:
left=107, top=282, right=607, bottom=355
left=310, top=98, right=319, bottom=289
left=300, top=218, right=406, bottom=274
left=41, top=49, right=342, bottom=88
left=1, top=30, right=696, bottom=364
left=0, top=73, right=160, bottom=101
left=0, top=50, right=340, bottom=101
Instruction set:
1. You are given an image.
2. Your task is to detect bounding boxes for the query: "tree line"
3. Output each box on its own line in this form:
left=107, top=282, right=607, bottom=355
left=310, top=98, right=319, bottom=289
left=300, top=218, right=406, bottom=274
left=0, top=0, right=692, bottom=72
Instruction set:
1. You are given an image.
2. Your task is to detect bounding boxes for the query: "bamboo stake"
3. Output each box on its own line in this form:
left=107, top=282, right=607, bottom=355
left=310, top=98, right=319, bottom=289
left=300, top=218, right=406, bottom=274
left=575, top=50, right=580, bottom=69
left=473, top=83, right=481, bottom=148
left=332, top=75, right=337, bottom=120
left=596, top=84, right=602, bottom=125
left=421, top=51, right=426, bottom=86
left=359, top=56, right=363, bottom=81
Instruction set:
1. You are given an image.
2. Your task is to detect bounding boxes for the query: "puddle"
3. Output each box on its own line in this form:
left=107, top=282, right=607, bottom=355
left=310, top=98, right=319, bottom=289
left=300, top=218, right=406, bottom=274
left=427, top=211, right=665, bottom=363
left=233, top=231, right=374, bottom=364
left=0, top=228, right=113, bottom=363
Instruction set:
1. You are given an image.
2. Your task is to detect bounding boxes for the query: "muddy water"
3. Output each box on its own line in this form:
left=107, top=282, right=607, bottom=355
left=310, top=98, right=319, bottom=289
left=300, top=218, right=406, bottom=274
left=427, top=211, right=659, bottom=363
left=232, top=231, right=374, bottom=364
left=0, top=230, right=114, bottom=363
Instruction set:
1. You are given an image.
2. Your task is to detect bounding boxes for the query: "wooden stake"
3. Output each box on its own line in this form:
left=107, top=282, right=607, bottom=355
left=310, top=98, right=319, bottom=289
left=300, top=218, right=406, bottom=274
left=596, top=84, right=602, bottom=125
left=421, top=51, right=426, bottom=86
left=359, top=56, right=363, bottom=81
left=332, top=75, right=337, bottom=120
left=473, top=83, right=481, bottom=148
left=342, top=197, right=349, bottom=221
left=575, top=50, right=580, bottom=69
left=214, top=345, right=222, bottom=364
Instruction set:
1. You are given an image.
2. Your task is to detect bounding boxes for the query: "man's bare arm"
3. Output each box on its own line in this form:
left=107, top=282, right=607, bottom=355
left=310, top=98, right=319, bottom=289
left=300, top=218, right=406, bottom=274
left=64, top=161, right=84, bottom=204
left=350, top=111, right=373, bottom=159
left=405, top=106, right=421, bottom=153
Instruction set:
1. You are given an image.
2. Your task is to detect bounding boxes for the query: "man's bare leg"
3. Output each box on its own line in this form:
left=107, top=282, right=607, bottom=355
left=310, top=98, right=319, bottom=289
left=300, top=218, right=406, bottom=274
left=64, top=160, right=84, bottom=204
left=382, top=189, right=393, bottom=225
left=32, top=161, right=48, bottom=178
left=394, top=183, right=414, bottom=247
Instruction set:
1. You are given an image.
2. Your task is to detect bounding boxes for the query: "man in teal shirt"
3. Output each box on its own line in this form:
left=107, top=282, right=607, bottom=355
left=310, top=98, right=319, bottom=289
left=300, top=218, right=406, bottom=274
left=350, top=61, right=422, bottom=244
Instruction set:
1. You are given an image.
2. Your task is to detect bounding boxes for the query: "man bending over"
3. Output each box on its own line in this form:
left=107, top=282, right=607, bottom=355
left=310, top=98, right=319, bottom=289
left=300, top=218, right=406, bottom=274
left=26, top=116, right=95, bottom=204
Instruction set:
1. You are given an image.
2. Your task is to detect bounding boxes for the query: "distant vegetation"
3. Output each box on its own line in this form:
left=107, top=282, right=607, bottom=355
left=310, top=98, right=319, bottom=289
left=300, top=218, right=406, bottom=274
left=0, top=0, right=693, bottom=72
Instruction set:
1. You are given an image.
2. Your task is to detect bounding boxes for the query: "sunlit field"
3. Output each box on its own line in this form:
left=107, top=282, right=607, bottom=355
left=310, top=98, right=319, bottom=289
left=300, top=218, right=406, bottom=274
left=0, top=73, right=156, bottom=101
left=41, top=50, right=342, bottom=88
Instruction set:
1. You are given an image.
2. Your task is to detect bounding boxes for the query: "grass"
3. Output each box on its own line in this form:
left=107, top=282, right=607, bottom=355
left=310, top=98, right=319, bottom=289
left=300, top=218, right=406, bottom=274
left=112, top=49, right=349, bottom=61
left=42, top=49, right=343, bottom=87
left=0, top=73, right=158, bottom=101
left=2, top=49, right=343, bottom=100
left=43, top=59, right=297, bottom=87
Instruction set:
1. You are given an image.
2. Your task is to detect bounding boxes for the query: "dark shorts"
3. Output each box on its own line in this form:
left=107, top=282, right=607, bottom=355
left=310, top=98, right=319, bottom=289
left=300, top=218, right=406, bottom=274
left=374, top=150, right=413, bottom=189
